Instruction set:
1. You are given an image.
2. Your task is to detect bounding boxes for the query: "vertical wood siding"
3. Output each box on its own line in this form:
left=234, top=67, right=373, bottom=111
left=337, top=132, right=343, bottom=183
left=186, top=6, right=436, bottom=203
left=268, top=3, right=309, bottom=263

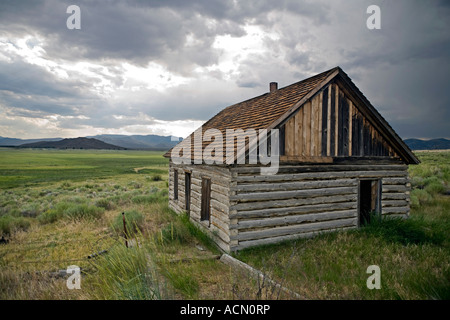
left=282, top=82, right=398, bottom=160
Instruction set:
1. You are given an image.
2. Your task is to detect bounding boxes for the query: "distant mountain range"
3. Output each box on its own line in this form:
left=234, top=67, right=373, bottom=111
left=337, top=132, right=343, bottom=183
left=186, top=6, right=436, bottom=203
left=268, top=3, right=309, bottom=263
left=404, top=138, right=450, bottom=151
left=19, top=137, right=126, bottom=150
left=0, top=135, right=448, bottom=151
left=0, top=134, right=182, bottom=151
left=0, top=137, right=62, bottom=146
left=86, top=134, right=181, bottom=150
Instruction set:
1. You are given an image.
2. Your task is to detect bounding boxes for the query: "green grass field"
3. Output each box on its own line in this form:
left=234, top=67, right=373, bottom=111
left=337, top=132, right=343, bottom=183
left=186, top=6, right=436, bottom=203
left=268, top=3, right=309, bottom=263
left=234, top=151, right=450, bottom=299
left=0, top=148, right=168, bottom=188
left=0, top=148, right=448, bottom=300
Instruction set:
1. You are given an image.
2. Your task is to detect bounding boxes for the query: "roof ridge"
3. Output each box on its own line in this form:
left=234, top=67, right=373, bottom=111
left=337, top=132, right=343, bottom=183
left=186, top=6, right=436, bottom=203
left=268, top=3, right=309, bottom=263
left=201, top=66, right=341, bottom=130
left=274, top=66, right=340, bottom=92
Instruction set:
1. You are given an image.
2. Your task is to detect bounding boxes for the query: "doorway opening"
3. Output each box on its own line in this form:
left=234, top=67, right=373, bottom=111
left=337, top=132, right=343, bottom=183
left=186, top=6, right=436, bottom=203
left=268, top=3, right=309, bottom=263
left=359, top=179, right=381, bottom=226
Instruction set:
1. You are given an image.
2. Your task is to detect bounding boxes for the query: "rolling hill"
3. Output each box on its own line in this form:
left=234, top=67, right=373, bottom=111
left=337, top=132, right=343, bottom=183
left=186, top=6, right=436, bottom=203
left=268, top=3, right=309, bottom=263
left=18, top=137, right=126, bottom=150
left=0, top=137, right=61, bottom=146
left=0, top=134, right=181, bottom=150
left=404, top=138, right=450, bottom=151
left=86, top=134, right=182, bottom=150
left=5, top=135, right=448, bottom=151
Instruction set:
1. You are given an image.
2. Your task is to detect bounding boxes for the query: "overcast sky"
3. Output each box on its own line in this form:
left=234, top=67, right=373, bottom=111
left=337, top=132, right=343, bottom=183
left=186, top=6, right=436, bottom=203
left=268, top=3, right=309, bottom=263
left=0, top=0, right=449, bottom=139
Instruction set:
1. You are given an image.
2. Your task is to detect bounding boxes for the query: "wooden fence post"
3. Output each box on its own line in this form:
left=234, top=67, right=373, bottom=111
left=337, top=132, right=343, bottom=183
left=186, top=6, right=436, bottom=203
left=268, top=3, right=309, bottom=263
left=122, top=212, right=128, bottom=248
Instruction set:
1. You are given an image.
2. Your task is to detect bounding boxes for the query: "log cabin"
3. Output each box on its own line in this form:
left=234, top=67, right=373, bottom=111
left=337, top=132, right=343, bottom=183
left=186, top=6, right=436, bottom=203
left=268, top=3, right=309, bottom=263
left=163, top=67, right=419, bottom=252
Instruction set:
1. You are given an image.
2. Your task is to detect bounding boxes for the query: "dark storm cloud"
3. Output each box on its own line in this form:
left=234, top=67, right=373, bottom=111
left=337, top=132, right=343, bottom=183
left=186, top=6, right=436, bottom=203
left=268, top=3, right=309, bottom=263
left=0, top=58, right=104, bottom=117
left=0, top=59, right=80, bottom=98
left=0, top=0, right=328, bottom=70
left=332, top=0, right=450, bottom=139
left=0, top=0, right=448, bottom=139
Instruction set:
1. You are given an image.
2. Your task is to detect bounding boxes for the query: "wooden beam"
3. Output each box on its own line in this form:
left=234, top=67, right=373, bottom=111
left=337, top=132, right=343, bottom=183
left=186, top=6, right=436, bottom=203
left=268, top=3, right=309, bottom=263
left=280, top=155, right=333, bottom=163
left=232, top=178, right=357, bottom=193
left=232, top=163, right=408, bottom=174
left=231, top=201, right=357, bottom=219
left=327, top=85, right=332, bottom=156
left=314, top=94, right=321, bottom=156
left=232, top=210, right=356, bottom=230
left=330, top=84, right=336, bottom=157
left=318, top=91, right=323, bottom=156
left=334, top=84, right=339, bottom=156
left=348, top=99, right=353, bottom=156
left=304, top=100, right=311, bottom=157
left=230, top=194, right=357, bottom=212
left=342, top=95, right=349, bottom=156
left=321, top=87, right=328, bottom=156
left=235, top=170, right=408, bottom=183
left=286, top=117, right=295, bottom=156
left=310, top=96, right=316, bottom=157
left=295, top=107, right=303, bottom=157
left=233, top=227, right=355, bottom=251
left=230, top=186, right=357, bottom=202
left=232, top=218, right=356, bottom=241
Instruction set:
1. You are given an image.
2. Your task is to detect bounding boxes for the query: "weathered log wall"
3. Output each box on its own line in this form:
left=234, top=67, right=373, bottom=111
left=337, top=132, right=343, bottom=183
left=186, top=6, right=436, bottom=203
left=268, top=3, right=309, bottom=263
left=168, top=162, right=232, bottom=252
left=169, top=162, right=411, bottom=253
left=228, top=164, right=410, bottom=251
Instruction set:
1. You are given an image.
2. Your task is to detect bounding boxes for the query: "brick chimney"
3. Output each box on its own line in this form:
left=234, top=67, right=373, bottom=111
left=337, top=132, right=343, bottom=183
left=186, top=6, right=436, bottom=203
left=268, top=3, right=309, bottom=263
left=270, top=82, right=278, bottom=93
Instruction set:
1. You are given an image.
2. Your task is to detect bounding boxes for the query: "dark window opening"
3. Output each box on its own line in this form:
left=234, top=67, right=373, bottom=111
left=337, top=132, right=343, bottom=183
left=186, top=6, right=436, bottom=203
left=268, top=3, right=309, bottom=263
left=174, top=169, right=178, bottom=200
left=201, top=178, right=211, bottom=224
left=185, top=172, right=191, bottom=214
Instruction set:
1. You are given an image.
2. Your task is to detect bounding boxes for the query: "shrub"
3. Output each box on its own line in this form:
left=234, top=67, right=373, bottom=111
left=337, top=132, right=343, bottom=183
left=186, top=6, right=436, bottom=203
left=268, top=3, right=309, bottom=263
left=95, top=198, right=115, bottom=210
left=411, top=189, right=432, bottom=205
left=132, top=190, right=167, bottom=205
left=61, top=182, right=71, bottom=188
left=38, top=209, right=63, bottom=224
left=132, top=195, right=157, bottom=204
left=107, top=194, right=129, bottom=206
left=425, top=181, right=446, bottom=195
left=20, top=203, right=41, bottom=217
left=65, top=203, right=105, bottom=220
left=410, top=194, right=420, bottom=208
left=0, top=215, right=31, bottom=235
left=411, top=176, right=424, bottom=189
left=152, top=175, right=162, bottom=181
left=38, top=201, right=104, bottom=224
left=0, top=204, right=20, bottom=218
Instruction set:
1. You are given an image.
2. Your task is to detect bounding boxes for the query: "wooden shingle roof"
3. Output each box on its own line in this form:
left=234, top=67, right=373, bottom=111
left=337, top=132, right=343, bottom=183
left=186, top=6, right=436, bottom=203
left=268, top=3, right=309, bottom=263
left=198, top=67, right=337, bottom=133
left=164, top=67, right=419, bottom=165
left=164, top=67, right=337, bottom=158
